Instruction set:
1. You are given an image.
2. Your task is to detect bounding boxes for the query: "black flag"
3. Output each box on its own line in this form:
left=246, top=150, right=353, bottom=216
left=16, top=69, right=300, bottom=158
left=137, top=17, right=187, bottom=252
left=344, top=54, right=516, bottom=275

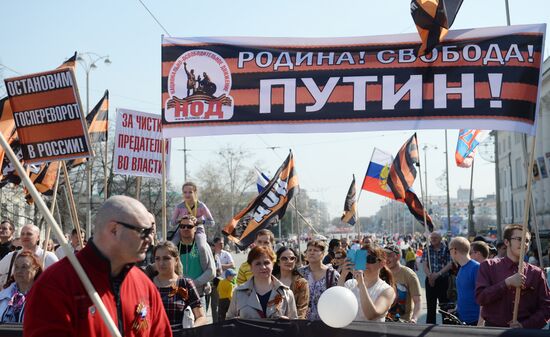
left=411, top=0, right=464, bottom=55
left=341, top=175, right=357, bottom=226
left=223, top=152, right=298, bottom=249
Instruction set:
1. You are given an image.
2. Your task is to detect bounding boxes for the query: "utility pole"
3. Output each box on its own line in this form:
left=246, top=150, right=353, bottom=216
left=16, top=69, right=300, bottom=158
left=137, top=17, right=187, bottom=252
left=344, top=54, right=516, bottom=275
left=445, top=130, right=451, bottom=234
left=76, top=52, right=111, bottom=239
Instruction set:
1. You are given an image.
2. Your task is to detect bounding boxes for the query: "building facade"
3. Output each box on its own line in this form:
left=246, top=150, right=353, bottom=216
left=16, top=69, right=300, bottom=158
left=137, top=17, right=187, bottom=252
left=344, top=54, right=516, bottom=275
left=496, top=57, right=550, bottom=232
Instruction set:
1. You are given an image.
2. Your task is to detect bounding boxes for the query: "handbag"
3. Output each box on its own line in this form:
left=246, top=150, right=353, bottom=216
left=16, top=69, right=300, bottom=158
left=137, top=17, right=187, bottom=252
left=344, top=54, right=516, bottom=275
left=182, top=305, right=195, bottom=329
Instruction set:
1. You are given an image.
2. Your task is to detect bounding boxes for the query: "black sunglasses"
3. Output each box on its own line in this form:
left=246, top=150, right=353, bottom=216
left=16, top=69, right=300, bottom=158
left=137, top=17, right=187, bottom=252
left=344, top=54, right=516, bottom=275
left=179, top=224, right=195, bottom=230
left=366, top=254, right=379, bottom=264
left=116, top=221, right=154, bottom=239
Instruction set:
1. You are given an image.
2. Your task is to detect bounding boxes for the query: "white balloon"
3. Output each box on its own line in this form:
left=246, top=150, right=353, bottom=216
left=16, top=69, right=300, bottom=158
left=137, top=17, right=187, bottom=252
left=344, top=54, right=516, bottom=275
left=317, top=286, right=358, bottom=328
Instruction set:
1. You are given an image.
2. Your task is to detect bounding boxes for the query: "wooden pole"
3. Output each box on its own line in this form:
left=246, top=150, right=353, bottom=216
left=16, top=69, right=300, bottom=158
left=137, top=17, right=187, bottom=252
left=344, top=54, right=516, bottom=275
left=161, top=139, right=167, bottom=241
left=0, top=133, right=121, bottom=337
left=61, top=185, right=75, bottom=229
left=135, top=176, right=142, bottom=200
left=42, top=163, right=61, bottom=268
left=290, top=203, right=320, bottom=235
left=62, top=162, right=85, bottom=248
left=512, top=135, right=536, bottom=323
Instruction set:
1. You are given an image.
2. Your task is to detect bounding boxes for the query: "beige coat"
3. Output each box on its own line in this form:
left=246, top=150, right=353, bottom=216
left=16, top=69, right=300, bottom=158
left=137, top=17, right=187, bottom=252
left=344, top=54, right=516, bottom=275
left=226, top=276, right=298, bottom=319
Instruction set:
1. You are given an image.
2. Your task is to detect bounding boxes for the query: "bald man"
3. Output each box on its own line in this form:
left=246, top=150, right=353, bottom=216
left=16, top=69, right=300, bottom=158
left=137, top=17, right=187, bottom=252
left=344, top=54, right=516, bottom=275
left=24, top=196, right=171, bottom=337
left=0, top=224, right=58, bottom=286
left=422, top=232, right=453, bottom=324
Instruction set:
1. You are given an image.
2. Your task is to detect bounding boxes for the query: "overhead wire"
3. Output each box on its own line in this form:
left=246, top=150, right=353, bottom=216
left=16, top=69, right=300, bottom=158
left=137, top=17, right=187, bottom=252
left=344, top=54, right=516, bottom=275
left=136, top=0, right=171, bottom=36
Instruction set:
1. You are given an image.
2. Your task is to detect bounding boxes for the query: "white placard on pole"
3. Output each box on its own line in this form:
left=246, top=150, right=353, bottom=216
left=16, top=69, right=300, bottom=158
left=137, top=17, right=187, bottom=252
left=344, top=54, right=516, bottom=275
left=113, top=108, right=170, bottom=179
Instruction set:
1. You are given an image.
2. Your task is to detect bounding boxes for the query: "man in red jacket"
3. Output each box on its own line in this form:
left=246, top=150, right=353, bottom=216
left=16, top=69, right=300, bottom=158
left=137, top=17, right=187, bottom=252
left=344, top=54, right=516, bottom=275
left=24, top=195, right=172, bottom=337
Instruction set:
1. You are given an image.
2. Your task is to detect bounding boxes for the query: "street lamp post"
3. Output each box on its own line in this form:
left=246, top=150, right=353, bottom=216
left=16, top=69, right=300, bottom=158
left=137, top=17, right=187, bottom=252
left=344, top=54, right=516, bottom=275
left=421, top=144, right=438, bottom=211
left=76, top=52, right=111, bottom=239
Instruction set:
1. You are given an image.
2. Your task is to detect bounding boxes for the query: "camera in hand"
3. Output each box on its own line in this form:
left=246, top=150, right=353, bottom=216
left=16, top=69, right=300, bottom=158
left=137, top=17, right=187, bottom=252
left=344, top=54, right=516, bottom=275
left=347, top=249, right=377, bottom=271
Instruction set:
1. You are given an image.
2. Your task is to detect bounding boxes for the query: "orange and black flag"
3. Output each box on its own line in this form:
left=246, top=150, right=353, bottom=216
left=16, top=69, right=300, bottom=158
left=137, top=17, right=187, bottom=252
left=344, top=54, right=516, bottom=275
left=223, top=151, right=298, bottom=249
left=411, top=0, right=463, bottom=56
left=86, top=90, right=109, bottom=143
left=58, top=51, right=77, bottom=70
left=387, top=134, right=434, bottom=231
left=341, top=175, right=357, bottom=226
left=387, top=134, right=419, bottom=200
left=67, top=90, right=109, bottom=169
left=404, top=189, right=434, bottom=232
left=0, top=97, right=17, bottom=181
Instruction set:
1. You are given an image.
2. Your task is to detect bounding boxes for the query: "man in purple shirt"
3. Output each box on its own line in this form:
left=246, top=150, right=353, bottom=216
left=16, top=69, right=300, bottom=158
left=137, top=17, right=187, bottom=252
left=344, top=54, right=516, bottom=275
left=475, top=224, right=550, bottom=328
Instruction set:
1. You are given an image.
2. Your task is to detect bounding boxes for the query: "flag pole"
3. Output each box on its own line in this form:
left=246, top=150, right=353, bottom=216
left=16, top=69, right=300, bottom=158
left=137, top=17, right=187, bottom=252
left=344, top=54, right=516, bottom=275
left=417, top=141, right=431, bottom=273
left=42, top=163, right=61, bottom=268
left=512, top=134, right=536, bottom=323
left=62, top=162, right=85, bottom=248
left=467, top=159, right=475, bottom=239
left=104, top=134, right=109, bottom=202
left=356, top=188, right=363, bottom=237
left=161, top=138, right=167, bottom=241
left=0, top=133, right=121, bottom=337
left=294, top=195, right=301, bottom=264
left=135, top=176, right=142, bottom=200
left=62, top=185, right=75, bottom=229
left=290, top=204, right=320, bottom=235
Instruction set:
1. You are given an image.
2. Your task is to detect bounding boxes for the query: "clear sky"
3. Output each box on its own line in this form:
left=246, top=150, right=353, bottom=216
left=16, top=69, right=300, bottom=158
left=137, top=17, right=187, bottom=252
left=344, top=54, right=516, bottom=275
left=1, top=0, right=549, bottom=220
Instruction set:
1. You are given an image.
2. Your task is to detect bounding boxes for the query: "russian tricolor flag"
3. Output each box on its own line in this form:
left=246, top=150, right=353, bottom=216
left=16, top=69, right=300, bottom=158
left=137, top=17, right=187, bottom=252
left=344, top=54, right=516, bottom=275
left=255, top=168, right=270, bottom=193
left=361, top=148, right=397, bottom=200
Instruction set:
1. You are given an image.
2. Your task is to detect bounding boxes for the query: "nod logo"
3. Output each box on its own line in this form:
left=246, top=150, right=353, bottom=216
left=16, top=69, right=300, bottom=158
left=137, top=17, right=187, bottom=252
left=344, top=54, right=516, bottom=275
left=166, top=50, right=234, bottom=122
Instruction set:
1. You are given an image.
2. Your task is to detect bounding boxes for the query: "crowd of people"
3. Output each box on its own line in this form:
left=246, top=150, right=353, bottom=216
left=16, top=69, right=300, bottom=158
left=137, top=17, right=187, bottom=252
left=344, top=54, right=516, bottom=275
left=0, top=181, right=544, bottom=336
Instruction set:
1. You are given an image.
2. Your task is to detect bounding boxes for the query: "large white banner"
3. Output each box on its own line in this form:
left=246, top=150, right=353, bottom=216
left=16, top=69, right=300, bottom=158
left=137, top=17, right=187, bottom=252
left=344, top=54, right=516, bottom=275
left=114, top=108, right=170, bottom=178
left=161, top=24, right=545, bottom=138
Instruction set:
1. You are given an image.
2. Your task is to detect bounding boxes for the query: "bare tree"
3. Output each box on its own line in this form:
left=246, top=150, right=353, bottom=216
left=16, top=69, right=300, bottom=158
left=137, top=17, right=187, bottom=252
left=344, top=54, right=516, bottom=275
left=194, top=147, right=256, bottom=238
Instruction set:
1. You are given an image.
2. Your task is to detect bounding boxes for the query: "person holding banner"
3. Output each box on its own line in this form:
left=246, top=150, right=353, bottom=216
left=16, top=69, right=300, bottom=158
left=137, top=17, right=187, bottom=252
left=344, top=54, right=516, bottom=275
left=475, top=224, right=550, bottom=328
left=23, top=196, right=171, bottom=337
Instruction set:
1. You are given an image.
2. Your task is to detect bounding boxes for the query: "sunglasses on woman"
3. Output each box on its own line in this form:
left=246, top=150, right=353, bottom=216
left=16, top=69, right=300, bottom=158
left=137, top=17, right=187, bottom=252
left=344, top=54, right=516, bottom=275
left=279, top=256, right=297, bottom=262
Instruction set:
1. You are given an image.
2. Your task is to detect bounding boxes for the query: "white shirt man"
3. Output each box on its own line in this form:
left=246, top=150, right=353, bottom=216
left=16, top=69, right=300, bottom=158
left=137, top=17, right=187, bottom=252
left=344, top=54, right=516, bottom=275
left=214, top=237, right=234, bottom=277
left=0, top=224, right=58, bottom=285
left=55, top=228, right=85, bottom=259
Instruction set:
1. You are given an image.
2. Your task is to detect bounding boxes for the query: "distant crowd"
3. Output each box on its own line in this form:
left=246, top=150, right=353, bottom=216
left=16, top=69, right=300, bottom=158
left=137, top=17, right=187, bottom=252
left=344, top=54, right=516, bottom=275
left=0, top=181, right=545, bottom=336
